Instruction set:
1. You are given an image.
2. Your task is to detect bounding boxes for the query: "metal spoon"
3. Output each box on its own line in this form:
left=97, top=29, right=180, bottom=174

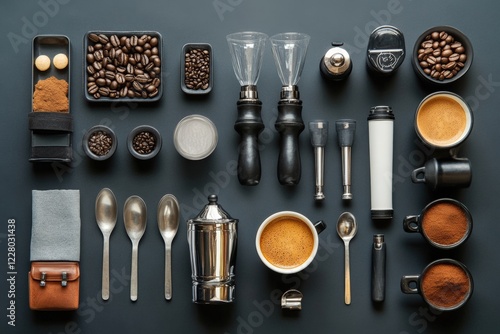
left=123, top=195, right=147, bottom=302
left=95, top=188, right=117, bottom=301
left=336, top=212, right=357, bottom=305
left=157, top=194, right=180, bottom=301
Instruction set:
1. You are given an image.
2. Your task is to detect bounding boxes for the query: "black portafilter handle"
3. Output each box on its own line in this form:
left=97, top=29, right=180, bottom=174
left=234, top=100, right=264, bottom=186
left=275, top=101, right=304, bottom=185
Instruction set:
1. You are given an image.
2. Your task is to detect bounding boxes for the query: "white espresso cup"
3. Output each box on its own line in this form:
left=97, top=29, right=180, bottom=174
left=255, top=211, right=326, bottom=274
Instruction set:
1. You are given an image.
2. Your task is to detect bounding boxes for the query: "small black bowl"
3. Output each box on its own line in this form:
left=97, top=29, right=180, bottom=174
left=181, top=43, right=213, bottom=94
left=412, top=26, right=473, bottom=85
left=127, top=125, right=162, bottom=160
left=82, top=125, right=117, bottom=161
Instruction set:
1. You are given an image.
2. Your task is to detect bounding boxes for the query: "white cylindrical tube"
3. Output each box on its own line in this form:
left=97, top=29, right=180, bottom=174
left=368, top=106, right=394, bottom=220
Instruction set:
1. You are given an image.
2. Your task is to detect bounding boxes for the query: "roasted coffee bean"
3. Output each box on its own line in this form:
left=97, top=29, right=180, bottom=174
left=86, top=33, right=161, bottom=99
left=132, top=131, right=156, bottom=155
left=88, top=33, right=99, bottom=43
left=98, top=87, right=110, bottom=96
left=417, top=30, right=468, bottom=81
left=88, top=131, right=113, bottom=156
left=116, top=73, right=126, bottom=84
left=98, top=34, right=109, bottom=44
left=184, top=47, right=211, bottom=91
left=88, top=83, right=98, bottom=94
left=110, top=35, right=120, bottom=47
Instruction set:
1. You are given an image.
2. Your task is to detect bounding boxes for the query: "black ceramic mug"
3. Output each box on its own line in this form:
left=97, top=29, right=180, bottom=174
left=401, top=259, right=474, bottom=312
left=403, top=198, right=473, bottom=249
left=411, top=158, right=472, bottom=189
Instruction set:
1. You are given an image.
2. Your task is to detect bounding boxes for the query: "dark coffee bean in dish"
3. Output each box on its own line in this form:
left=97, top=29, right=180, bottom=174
left=184, top=48, right=210, bottom=90
left=417, top=31, right=467, bottom=81
left=88, top=131, right=113, bottom=156
left=132, top=131, right=156, bottom=155
left=86, top=33, right=161, bottom=100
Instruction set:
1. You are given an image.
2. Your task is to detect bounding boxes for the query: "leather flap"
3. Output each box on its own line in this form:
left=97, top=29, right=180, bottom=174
left=30, top=262, right=79, bottom=282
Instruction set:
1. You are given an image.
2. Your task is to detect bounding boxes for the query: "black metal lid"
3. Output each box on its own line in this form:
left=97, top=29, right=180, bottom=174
left=366, top=25, right=405, bottom=75
left=368, top=106, right=394, bottom=121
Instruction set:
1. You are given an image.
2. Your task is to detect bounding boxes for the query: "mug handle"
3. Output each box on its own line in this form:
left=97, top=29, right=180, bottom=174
left=401, top=275, right=420, bottom=294
left=403, top=215, right=420, bottom=233
left=314, top=220, right=327, bottom=234
left=411, top=167, right=426, bottom=183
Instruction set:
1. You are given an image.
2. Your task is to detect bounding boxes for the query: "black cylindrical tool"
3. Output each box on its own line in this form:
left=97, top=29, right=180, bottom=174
left=372, top=234, right=386, bottom=302
left=275, top=88, right=305, bottom=185
left=234, top=86, right=264, bottom=185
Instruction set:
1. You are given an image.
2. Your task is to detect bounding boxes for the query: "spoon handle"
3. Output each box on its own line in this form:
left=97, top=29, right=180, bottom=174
left=165, top=244, right=172, bottom=300
left=344, top=241, right=351, bottom=305
left=102, top=235, right=110, bottom=300
left=130, top=242, right=139, bottom=301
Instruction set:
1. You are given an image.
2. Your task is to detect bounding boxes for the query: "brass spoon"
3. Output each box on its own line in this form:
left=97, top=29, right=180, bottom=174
left=336, top=212, right=357, bottom=305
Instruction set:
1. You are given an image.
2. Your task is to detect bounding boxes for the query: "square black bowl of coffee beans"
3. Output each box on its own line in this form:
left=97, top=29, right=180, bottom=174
left=181, top=43, right=212, bottom=94
left=84, top=31, right=163, bottom=102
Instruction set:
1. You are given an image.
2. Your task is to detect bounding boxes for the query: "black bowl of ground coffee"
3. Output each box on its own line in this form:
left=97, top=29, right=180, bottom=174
left=83, top=125, right=117, bottom=161
left=401, top=259, right=474, bottom=311
left=412, top=26, right=473, bottom=85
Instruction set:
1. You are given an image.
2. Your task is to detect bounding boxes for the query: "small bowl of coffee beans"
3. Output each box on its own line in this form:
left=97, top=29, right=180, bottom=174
left=127, top=125, right=162, bottom=160
left=412, top=26, right=473, bottom=85
left=181, top=43, right=213, bottom=94
left=83, top=125, right=117, bottom=161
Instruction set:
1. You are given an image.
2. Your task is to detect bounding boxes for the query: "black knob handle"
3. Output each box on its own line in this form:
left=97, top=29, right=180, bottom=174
left=275, top=102, right=304, bottom=185
left=234, top=101, right=264, bottom=186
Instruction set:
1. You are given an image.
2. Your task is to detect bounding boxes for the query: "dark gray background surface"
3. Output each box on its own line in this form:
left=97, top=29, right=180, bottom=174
left=1, top=0, right=500, bottom=333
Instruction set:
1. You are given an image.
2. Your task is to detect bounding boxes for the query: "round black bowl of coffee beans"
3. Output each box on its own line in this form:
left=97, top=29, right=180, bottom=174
left=412, top=26, right=473, bottom=85
left=127, top=125, right=162, bottom=160
left=83, top=125, right=117, bottom=161
left=181, top=43, right=213, bottom=94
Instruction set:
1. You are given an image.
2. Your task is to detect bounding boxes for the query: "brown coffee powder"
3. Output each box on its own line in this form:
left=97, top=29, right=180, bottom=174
left=33, top=76, right=69, bottom=112
left=422, top=202, right=468, bottom=246
left=260, top=216, right=314, bottom=269
left=417, top=96, right=466, bottom=146
left=421, top=262, right=470, bottom=308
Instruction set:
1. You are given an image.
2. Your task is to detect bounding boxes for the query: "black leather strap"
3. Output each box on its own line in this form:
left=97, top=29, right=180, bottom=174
left=28, top=112, right=73, bottom=132
left=30, top=146, right=72, bottom=162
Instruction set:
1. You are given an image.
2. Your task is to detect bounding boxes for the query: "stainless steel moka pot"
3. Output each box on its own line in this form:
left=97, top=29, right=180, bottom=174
left=187, top=195, right=238, bottom=304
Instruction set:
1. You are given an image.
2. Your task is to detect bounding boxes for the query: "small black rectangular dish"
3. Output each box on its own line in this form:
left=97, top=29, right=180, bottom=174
left=181, top=43, right=213, bottom=94
left=30, top=35, right=72, bottom=163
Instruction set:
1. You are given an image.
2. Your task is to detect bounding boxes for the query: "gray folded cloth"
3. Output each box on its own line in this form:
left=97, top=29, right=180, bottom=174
left=30, top=189, right=81, bottom=262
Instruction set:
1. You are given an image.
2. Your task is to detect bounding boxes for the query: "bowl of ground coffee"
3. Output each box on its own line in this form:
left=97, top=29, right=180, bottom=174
left=401, top=259, right=473, bottom=311
left=403, top=198, right=472, bottom=249
left=412, top=26, right=473, bottom=85
left=83, top=125, right=117, bottom=161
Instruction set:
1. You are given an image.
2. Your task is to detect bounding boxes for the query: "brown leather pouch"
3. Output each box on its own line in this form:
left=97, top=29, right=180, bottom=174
left=29, top=261, right=80, bottom=311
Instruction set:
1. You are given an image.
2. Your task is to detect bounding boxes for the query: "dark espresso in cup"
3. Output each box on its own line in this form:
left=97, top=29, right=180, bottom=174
left=259, top=215, right=315, bottom=269
left=421, top=261, right=472, bottom=309
left=415, top=92, right=472, bottom=149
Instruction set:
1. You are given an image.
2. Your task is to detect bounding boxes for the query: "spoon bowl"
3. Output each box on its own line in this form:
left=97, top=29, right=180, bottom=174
left=124, top=195, right=147, bottom=301
left=95, top=188, right=117, bottom=301
left=337, top=212, right=358, bottom=305
left=158, top=194, right=180, bottom=300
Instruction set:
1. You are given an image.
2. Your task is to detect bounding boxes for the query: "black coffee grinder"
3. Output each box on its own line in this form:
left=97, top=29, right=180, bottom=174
left=270, top=33, right=310, bottom=186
